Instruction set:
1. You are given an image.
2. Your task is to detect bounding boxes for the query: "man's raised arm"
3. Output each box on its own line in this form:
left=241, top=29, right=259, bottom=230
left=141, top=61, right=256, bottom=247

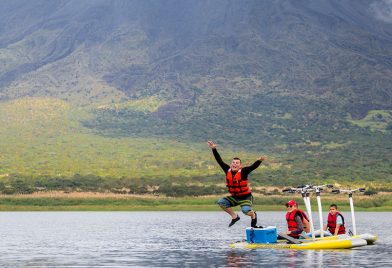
left=243, top=155, right=268, bottom=175
left=207, top=140, right=229, bottom=172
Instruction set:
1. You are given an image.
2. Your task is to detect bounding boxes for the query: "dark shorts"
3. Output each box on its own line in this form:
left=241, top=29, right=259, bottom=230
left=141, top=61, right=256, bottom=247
left=217, top=193, right=253, bottom=213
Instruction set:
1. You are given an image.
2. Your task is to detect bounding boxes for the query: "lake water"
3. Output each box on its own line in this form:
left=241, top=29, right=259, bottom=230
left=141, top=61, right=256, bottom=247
left=0, top=211, right=391, bottom=267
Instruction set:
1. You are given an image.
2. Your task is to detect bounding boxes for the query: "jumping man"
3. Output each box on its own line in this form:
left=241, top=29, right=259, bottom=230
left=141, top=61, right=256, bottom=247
left=207, top=140, right=267, bottom=227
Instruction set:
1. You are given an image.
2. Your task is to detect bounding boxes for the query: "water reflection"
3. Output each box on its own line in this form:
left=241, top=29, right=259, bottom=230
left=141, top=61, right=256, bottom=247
left=225, top=247, right=363, bottom=268
left=226, top=251, right=249, bottom=267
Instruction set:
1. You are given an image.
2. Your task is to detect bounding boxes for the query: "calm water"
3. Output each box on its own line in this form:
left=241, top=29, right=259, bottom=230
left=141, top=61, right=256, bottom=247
left=0, top=211, right=390, bottom=267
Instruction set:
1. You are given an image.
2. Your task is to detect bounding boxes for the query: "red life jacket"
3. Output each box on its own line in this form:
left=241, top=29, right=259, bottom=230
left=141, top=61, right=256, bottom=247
left=226, top=169, right=251, bottom=197
left=286, top=209, right=309, bottom=238
left=327, top=212, right=346, bottom=235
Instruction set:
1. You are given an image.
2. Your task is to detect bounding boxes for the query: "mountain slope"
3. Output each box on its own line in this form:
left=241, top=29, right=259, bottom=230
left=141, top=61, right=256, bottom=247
left=1, top=1, right=391, bottom=114
left=0, top=98, right=227, bottom=179
left=0, top=0, right=392, bottom=190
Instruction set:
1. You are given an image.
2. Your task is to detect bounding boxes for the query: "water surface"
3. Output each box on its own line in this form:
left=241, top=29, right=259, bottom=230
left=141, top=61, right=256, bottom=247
left=0, top=211, right=390, bottom=267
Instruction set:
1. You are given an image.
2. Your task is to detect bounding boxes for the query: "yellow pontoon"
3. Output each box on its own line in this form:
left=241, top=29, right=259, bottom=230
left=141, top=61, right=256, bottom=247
left=230, top=237, right=368, bottom=250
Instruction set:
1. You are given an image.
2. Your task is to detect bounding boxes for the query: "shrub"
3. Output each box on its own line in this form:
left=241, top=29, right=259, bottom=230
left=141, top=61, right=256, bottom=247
left=364, top=188, right=378, bottom=196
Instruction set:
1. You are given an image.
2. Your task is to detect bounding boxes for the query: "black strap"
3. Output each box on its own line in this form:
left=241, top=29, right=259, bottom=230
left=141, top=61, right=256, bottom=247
left=277, top=232, right=302, bottom=244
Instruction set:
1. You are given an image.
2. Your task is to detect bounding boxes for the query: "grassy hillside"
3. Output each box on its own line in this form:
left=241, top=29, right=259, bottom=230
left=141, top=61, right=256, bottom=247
left=0, top=97, right=273, bottom=194
left=85, top=93, right=392, bottom=186
left=0, top=97, right=224, bottom=178
left=0, top=97, right=391, bottom=196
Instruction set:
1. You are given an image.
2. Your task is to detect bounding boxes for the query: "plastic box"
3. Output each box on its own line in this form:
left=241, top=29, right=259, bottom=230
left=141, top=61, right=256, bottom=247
left=246, top=226, right=277, bottom=244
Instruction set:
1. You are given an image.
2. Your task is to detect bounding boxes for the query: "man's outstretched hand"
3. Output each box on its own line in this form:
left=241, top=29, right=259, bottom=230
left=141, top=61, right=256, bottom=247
left=207, top=140, right=217, bottom=149
left=257, top=156, right=268, bottom=162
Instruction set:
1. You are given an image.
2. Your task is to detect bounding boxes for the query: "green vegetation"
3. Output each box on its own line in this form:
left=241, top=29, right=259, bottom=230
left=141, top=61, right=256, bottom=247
left=85, top=94, right=392, bottom=187
left=1, top=193, right=391, bottom=211
left=96, top=96, right=166, bottom=113
left=1, top=97, right=392, bottom=198
left=0, top=97, right=229, bottom=179
left=0, top=97, right=261, bottom=195
left=347, top=110, right=392, bottom=132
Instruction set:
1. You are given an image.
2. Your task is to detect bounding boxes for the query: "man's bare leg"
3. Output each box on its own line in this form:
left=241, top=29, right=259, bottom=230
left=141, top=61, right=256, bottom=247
left=247, top=210, right=256, bottom=219
left=220, top=206, right=237, bottom=219
left=220, top=206, right=240, bottom=227
left=247, top=210, right=259, bottom=227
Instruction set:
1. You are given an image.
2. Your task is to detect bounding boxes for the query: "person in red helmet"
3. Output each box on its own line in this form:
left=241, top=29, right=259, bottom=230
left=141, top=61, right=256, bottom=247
left=207, top=140, right=267, bottom=228
left=285, top=200, right=310, bottom=238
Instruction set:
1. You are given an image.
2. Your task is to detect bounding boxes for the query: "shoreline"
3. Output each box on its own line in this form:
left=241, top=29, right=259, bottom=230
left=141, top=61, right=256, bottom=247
left=1, top=192, right=391, bottom=211
left=1, top=206, right=391, bottom=212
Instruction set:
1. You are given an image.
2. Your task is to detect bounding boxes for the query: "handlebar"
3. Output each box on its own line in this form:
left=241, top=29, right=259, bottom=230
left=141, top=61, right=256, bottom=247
left=282, top=186, right=315, bottom=194
left=283, top=184, right=365, bottom=196
left=283, top=184, right=335, bottom=194
left=332, top=188, right=366, bottom=194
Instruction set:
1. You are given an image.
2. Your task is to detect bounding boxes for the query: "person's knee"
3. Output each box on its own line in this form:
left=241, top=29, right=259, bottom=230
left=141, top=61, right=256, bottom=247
left=217, top=198, right=230, bottom=208
left=241, top=206, right=252, bottom=214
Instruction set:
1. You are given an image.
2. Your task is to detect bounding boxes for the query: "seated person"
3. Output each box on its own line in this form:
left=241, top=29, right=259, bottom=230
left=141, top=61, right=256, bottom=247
left=285, top=200, right=310, bottom=238
left=324, top=204, right=346, bottom=235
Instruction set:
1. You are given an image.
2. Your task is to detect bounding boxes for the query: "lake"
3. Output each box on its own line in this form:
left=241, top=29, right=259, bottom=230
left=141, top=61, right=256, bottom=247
left=0, top=211, right=390, bottom=267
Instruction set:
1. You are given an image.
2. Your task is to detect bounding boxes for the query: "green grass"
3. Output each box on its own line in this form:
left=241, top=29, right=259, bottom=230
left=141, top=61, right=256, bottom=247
left=1, top=193, right=391, bottom=211
left=347, top=110, right=392, bottom=132
left=96, top=96, right=166, bottom=113
left=0, top=97, right=261, bottom=179
left=1, top=97, right=392, bottom=192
